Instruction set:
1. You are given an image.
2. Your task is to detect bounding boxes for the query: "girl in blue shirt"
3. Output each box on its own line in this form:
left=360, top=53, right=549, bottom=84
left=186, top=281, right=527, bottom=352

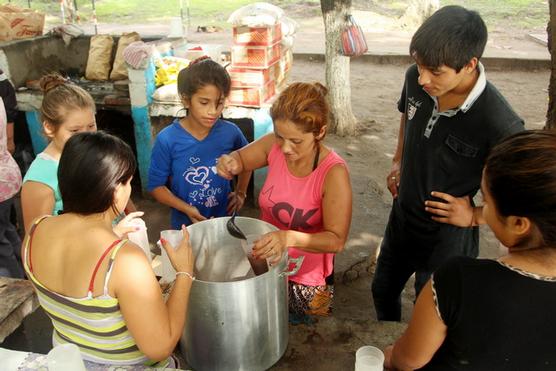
left=148, top=57, right=251, bottom=228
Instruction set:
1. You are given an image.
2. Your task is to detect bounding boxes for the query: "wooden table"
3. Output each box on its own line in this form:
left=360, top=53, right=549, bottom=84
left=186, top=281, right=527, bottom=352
left=0, top=277, right=39, bottom=343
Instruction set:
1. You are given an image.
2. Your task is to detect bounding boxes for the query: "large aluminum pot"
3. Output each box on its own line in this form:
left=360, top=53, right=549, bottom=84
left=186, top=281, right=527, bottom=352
left=180, top=216, right=303, bottom=371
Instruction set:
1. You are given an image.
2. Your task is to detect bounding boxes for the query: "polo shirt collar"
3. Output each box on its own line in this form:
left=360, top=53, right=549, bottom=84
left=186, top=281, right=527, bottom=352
left=459, top=62, right=486, bottom=113
left=425, top=62, right=486, bottom=114
left=421, top=62, right=486, bottom=139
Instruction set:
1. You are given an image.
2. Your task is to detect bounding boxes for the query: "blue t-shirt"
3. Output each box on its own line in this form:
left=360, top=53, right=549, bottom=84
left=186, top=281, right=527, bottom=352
left=148, top=118, right=248, bottom=228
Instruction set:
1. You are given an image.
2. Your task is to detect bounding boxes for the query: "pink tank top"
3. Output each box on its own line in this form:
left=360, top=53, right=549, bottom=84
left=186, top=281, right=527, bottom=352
left=259, top=144, right=347, bottom=286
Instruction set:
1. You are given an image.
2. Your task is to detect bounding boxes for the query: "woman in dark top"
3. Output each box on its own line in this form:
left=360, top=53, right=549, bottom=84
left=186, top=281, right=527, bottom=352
left=384, top=130, right=556, bottom=370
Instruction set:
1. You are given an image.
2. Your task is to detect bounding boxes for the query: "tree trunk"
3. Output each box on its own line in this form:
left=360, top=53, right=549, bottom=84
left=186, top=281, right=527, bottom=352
left=61, top=0, right=77, bottom=24
left=321, top=0, right=357, bottom=136
left=547, top=0, right=556, bottom=129
left=401, top=0, right=439, bottom=29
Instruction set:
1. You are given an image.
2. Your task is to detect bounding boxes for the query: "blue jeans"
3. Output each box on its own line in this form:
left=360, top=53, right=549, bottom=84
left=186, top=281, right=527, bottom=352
left=371, top=205, right=478, bottom=321
left=0, top=197, right=24, bottom=278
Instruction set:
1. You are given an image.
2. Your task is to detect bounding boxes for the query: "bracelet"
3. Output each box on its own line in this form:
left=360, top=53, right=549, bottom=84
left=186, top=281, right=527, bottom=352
left=236, top=190, right=247, bottom=199
left=175, top=271, right=195, bottom=281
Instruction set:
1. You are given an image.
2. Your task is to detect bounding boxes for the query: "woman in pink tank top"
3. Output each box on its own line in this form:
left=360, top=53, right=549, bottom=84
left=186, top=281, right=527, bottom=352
left=217, top=82, right=352, bottom=318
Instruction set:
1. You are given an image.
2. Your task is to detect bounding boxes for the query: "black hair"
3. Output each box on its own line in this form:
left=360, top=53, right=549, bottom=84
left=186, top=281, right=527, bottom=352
left=177, top=56, right=231, bottom=100
left=58, top=131, right=136, bottom=216
left=485, top=130, right=556, bottom=247
left=409, top=5, right=487, bottom=72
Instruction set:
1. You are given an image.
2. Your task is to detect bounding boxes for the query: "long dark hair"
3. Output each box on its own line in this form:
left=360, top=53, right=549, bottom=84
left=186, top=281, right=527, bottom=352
left=177, top=56, right=231, bottom=100
left=58, top=131, right=136, bottom=215
left=485, top=130, right=556, bottom=246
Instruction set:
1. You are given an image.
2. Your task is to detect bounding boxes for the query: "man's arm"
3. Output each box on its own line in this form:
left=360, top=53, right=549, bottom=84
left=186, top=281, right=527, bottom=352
left=387, top=114, right=406, bottom=199
left=425, top=193, right=485, bottom=227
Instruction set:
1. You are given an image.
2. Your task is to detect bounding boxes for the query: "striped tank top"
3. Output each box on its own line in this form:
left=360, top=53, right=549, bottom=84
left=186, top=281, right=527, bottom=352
left=23, top=216, right=168, bottom=367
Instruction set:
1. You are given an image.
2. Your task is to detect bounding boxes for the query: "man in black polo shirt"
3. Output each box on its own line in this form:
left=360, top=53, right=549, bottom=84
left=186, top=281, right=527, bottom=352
left=371, top=5, right=524, bottom=321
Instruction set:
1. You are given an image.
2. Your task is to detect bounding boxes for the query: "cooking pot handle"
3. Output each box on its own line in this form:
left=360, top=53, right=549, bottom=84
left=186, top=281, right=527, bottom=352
left=279, top=256, right=305, bottom=277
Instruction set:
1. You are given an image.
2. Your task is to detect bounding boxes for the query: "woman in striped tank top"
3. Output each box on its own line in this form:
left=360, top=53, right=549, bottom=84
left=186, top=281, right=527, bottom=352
left=22, top=131, right=195, bottom=367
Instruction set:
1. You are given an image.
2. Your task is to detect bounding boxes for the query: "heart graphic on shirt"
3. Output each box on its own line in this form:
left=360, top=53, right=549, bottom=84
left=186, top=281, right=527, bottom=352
left=189, top=157, right=200, bottom=165
left=189, top=191, right=198, bottom=199
left=184, top=166, right=209, bottom=186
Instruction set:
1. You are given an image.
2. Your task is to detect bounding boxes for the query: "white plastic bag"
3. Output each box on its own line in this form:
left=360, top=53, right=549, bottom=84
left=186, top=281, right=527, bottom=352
left=228, top=2, right=284, bottom=26
left=281, top=16, right=298, bottom=36
left=152, top=83, right=181, bottom=103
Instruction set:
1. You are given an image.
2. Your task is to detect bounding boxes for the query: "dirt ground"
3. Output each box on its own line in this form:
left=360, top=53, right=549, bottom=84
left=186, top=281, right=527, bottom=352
left=129, top=59, right=549, bottom=370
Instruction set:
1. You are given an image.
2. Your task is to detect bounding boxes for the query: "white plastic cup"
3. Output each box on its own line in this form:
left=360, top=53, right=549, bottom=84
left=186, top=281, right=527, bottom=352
left=355, top=346, right=384, bottom=371
left=47, top=343, right=86, bottom=371
left=127, top=218, right=151, bottom=263
left=158, top=229, right=183, bottom=283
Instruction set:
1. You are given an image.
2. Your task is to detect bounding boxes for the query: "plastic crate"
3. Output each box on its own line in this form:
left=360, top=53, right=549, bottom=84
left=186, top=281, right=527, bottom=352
left=231, top=42, right=281, bottom=69
left=232, top=23, right=282, bottom=46
left=228, top=80, right=276, bottom=108
left=228, top=63, right=277, bottom=88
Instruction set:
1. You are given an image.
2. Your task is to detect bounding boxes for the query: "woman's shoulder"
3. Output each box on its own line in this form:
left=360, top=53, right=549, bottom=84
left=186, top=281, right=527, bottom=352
left=435, top=257, right=499, bottom=282
left=265, top=139, right=283, bottom=161
left=324, top=148, right=348, bottom=166
left=320, top=148, right=349, bottom=176
left=28, top=152, right=58, bottom=168
left=23, top=153, right=58, bottom=184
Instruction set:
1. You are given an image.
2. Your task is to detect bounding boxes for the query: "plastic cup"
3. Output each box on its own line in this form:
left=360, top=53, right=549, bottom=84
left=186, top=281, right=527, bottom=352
left=241, top=234, right=261, bottom=256
left=158, top=229, right=183, bottom=283
left=355, top=346, right=384, bottom=371
left=47, top=343, right=86, bottom=371
left=241, top=234, right=269, bottom=276
left=127, top=218, right=151, bottom=262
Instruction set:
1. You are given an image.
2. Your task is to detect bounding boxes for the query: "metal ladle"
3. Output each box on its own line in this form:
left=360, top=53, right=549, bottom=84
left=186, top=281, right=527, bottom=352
left=226, top=177, right=247, bottom=240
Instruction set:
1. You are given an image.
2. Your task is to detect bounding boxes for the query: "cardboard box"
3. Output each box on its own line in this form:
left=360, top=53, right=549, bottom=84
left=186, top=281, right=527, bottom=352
left=232, top=23, right=282, bottom=46
left=228, top=80, right=276, bottom=108
left=228, top=63, right=276, bottom=88
left=231, top=42, right=281, bottom=69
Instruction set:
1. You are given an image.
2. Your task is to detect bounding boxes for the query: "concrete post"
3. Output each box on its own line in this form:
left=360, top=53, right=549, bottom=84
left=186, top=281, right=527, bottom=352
left=128, top=61, right=156, bottom=193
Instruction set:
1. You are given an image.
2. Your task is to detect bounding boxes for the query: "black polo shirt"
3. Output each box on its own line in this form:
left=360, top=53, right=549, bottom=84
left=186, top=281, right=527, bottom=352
left=395, top=64, right=524, bottom=233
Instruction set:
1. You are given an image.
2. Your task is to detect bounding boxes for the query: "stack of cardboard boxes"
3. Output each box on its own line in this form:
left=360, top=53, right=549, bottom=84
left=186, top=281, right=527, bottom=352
left=228, top=22, right=292, bottom=108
